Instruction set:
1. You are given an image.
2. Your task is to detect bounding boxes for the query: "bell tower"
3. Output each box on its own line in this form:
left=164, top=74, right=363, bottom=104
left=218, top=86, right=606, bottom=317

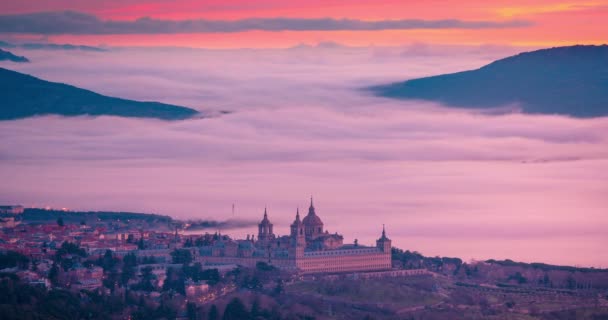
left=257, top=207, right=274, bottom=244
left=290, top=208, right=306, bottom=259
left=376, top=224, right=392, bottom=253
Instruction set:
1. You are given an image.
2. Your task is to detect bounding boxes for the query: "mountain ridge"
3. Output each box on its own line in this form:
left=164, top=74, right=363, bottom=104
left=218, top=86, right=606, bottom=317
left=0, top=48, right=29, bottom=62
left=0, top=67, right=199, bottom=120
left=370, top=45, right=608, bottom=118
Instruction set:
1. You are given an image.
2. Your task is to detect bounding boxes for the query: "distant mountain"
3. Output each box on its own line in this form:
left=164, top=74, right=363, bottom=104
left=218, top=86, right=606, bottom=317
left=0, top=68, right=199, bottom=120
left=21, top=208, right=173, bottom=225
left=0, top=40, right=106, bottom=52
left=0, top=48, right=29, bottom=63
left=0, top=40, right=16, bottom=48
left=21, top=43, right=106, bottom=52
left=370, top=45, right=608, bottom=118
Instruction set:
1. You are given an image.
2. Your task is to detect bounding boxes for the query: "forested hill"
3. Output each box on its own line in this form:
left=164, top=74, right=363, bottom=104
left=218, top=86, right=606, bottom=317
left=371, top=45, right=608, bottom=118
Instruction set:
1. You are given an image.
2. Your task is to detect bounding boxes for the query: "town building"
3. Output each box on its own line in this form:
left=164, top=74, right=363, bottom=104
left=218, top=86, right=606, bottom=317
left=196, top=198, right=392, bottom=274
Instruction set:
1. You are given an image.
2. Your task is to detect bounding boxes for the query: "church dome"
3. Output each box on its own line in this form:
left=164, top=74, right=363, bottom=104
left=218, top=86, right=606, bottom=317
left=303, top=198, right=323, bottom=226
left=302, top=213, right=323, bottom=226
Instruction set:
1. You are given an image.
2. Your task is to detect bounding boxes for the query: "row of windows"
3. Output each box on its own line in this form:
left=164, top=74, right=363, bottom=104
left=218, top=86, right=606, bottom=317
left=304, top=248, right=382, bottom=257
left=300, top=263, right=390, bottom=273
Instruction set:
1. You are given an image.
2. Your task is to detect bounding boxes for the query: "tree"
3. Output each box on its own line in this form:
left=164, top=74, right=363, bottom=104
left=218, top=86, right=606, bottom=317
left=208, top=305, right=219, bottom=320
left=162, top=267, right=185, bottom=294
left=56, top=217, right=64, bottom=227
left=48, top=263, right=59, bottom=285
left=184, top=238, right=193, bottom=247
left=542, top=273, right=552, bottom=287
left=100, top=250, right=116, bottom=271
left=132, top=266, right=156, bottom=291
left=567, top=275, right=576, bottom=289
left=0, top=251, right=29, bottom=270
left=183, top=264, right=220, bottom=285
left=103, top=271, right=120, bottom=291
left=137, top=238, right=145, bottom=250
left=121, top=253, right=137, bottom=286
left=171, top=249, right=193, bottom=264
left=251, top=297, right=261, bottom=319
left=273, top=278, right=284, bottom=296
left=222, top=297, right=249, bottom=320
left=187, top=302, right=197, bottom=320
left=54, top=242, right=86, bottom=259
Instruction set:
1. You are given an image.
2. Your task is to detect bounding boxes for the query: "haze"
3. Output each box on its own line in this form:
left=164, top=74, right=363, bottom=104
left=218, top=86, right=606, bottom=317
left=1, top=44, right=607, bottom=267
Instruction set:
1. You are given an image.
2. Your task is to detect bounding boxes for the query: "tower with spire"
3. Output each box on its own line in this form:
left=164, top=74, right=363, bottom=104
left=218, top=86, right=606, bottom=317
left=289, top=208, right=306, bottom=258
left=257, top=207, right=275, bottom=244
left=376, top=224, right=392, bottom=253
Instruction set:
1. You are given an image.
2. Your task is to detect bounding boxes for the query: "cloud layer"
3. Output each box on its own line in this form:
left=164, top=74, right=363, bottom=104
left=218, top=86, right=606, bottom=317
left=0, top=44, right=606, bottom=266
left=0, top=11, right=533, bottom=35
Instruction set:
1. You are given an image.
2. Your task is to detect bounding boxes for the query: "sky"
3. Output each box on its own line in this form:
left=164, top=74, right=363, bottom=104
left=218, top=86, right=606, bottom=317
left=0, top=1, right=607, bottom=267
left=0, top=0, right=607, bottom=48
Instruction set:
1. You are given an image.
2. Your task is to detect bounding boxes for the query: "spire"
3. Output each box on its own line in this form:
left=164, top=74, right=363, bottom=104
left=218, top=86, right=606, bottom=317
left=379, top=224, right=390, bottom=241
left=291, top=207, right=302, bottom=228
left=260, top=206, right=271, bottom=226
left=308, top=196, right=316, bottom=216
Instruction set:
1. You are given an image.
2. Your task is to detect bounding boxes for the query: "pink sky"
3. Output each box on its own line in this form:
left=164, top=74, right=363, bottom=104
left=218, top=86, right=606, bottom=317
left=0, top=0, right=607, bottom=48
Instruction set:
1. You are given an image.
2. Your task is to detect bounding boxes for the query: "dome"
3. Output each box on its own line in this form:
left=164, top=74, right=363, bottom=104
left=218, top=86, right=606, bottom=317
left=302, top=212, right=323, bottom=226
left=303, top=197, right=323, bottom=226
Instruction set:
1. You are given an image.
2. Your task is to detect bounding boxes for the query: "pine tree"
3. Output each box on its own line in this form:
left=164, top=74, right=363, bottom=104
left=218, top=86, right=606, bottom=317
left=48, top=263, right=59, bottom=285
left=187, top=302, right=197, bottom=320
left=251, top=297, right=261, bottom=318
left=222, top=297, right=249, bottom=320
left=208, top=305, right=219, bottom=320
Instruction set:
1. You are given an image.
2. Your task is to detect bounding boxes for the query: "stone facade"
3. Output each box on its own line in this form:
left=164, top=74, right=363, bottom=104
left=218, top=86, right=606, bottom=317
left=196, top=198, right=392, bottom=274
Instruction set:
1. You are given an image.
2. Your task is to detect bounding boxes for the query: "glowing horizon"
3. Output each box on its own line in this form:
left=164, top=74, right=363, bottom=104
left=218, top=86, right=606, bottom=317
left=1, top=0, right=606, bottom=48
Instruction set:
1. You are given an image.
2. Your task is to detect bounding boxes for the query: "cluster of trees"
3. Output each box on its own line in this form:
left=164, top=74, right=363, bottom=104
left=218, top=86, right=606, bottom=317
left=391, top=247, right=462, bottom=272
left=190, top=297, right=284, bottom=320
left=171, top=249, right=193, bottom=264
left=486, top=259, right=605, bottom=273
left=89, top=248, right=224, bottom=294
left=184, top=263, right=221, bottom=285
left=131, top=266, right=156, bottom=292
left=507, top=271, right=528, bottom=284
left=23, top=208, right=173, bottom=225
left=0, top=251, right=29, bottom=270
left=91, top=250, right=137, bottom=290
left=183, top=234, right=217, bottom=247
left=55, top=242, right=86, bottom=260
left=0, top=275, right=126, bottom=319
left=53, top=241, right=87, bottom=271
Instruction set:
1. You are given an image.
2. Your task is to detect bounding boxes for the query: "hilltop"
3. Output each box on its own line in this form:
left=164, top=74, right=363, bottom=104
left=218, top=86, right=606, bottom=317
left=0, top=48, right=28, bottom=63
left=0, top=68, right=199, bottom=120
left=371, top=45, right=608, bottom=118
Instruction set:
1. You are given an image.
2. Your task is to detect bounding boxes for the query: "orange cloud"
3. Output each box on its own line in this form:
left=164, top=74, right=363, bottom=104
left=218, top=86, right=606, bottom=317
left=496, top=1, right=606, bottom=17
left=0, top=0, right=606, bottom=48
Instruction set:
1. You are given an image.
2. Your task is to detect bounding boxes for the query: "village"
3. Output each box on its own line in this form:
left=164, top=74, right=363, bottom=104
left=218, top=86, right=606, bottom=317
left=1, top=205, right=608, bottom=319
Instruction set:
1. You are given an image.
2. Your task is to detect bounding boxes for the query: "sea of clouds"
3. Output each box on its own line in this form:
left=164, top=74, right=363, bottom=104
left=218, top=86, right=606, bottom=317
left=1, top=43, right=607, bottom=266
